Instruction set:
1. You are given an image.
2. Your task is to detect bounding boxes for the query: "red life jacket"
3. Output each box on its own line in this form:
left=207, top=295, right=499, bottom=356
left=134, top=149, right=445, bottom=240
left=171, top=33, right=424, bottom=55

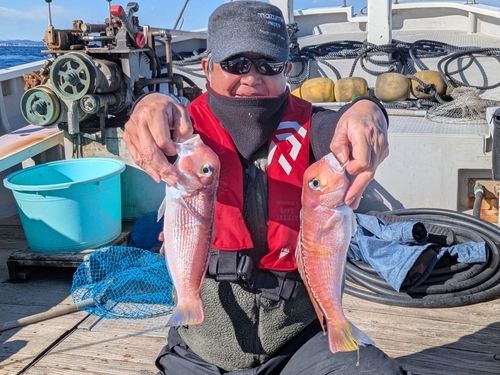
left=188, top=93, right=312, bottom=271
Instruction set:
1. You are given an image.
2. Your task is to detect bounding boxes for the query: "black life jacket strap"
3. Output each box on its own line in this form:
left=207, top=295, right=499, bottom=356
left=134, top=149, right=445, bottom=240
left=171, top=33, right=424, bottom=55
left=208, top=251, right=306, bottom=303
left=209, top=250, right=239, bottom=281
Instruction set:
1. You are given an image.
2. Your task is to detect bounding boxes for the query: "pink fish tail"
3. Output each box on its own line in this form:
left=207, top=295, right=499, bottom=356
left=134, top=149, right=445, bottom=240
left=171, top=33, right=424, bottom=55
left=326, top=320, right=375, bottom=353
left=327, top=322, right=359, bottom=353
left=166, top=297, right=205, bottom=327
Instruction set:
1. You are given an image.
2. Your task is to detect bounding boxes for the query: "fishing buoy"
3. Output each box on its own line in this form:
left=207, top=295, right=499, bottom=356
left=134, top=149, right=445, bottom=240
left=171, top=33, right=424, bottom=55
left=334, top=77, right=368, bottom=102
left=375, top=73, right=410, bottom=102
left=291, top=87, right=301, bottom=98
left=411, top=70, right=446, bottom=99
left=292, top=77, right=335, bottom=103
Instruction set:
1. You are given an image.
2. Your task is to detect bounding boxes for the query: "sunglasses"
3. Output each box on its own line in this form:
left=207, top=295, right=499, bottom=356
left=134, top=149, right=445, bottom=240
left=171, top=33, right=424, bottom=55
left=219, top=56, right=287, bottom=76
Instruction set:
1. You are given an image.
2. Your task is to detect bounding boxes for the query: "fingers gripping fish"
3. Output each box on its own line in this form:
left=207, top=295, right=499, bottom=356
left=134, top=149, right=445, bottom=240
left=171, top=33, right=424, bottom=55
left=157, top=134, right=220, bottom=327
left=295, top=153, right=374, bottom=354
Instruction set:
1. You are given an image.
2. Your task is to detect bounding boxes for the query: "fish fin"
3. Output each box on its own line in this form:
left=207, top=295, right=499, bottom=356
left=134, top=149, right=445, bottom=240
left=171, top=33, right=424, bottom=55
left=171, top=286, right=177, bottom=306
left=326, top=319, right=359, bottom=353
left=351, top=211, right=357, bottom=235
left=326, top=319, right=374, bottom=353
left=157, top=197, right=166, bottom=221
left=311, top=299, right=327, bottom=333
left=348, top=319, right=375, bottom=347
left=296, top=240, right=328, bottom=332
left=295, top=241, right=304, bottom=277
left=166, top=296, right=205, bottom=327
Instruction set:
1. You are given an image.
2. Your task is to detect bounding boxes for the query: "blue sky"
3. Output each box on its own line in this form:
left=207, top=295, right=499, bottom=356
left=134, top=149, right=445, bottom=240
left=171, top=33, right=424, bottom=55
left=0, top=0, right=367, bottom=41
left=1, top=0, right=499, bottom=41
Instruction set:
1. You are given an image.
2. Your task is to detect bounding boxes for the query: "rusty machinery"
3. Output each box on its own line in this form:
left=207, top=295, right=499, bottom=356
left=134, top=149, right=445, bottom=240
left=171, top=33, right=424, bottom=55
left=21, top=0, right=201, bottom=150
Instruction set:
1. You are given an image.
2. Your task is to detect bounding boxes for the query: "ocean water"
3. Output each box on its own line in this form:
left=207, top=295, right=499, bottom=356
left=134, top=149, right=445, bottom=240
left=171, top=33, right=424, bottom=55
left=0, top=46, right=50, bottom=70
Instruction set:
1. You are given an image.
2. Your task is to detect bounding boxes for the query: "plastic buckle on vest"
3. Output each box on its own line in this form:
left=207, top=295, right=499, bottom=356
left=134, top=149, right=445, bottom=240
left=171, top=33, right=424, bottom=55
left=213, top=251, right=239, bottom=282
left=255, top=271, right=285, bottom=311
left=255, top=271, right=305, bottom=310
left=237, top=255, right=254, bottom=284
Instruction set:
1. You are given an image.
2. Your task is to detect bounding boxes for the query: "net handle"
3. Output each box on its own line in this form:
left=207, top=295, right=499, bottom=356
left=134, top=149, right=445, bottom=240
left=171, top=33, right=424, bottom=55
left=0, top=298, right=94, bottom=332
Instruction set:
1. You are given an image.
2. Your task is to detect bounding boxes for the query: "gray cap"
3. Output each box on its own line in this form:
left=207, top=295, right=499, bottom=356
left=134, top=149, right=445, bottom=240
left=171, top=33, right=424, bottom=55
left=207, top=1, right=289, bottom=63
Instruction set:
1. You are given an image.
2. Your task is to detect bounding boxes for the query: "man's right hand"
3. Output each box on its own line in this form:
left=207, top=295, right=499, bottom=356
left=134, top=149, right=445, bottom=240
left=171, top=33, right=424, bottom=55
left=123, top=93, right=194, bottom=185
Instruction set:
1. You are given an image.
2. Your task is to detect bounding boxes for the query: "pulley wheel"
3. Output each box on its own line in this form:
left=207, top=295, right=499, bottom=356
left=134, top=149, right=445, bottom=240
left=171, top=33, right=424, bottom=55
left=50, top=52, right=95, bottom=100
left=20, top=86, right=61, bottom=126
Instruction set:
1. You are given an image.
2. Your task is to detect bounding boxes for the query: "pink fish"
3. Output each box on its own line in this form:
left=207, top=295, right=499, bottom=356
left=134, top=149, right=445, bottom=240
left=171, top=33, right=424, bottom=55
left=158, top=134, right=220, bottom=327
left=295, top=153, right=373, bottom=353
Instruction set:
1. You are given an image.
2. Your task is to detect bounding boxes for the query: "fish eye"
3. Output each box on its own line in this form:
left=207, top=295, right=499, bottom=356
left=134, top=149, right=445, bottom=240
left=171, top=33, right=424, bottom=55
left=201, top=164, right=214, bottom=176
left=308, top=178, right=320, bottom=189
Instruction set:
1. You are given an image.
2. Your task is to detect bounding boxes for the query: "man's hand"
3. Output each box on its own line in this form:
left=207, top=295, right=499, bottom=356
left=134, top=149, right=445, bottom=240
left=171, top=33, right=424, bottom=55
left=329, top=99, right=389, bottom=209
left=123, top=93, right=194, bottom=185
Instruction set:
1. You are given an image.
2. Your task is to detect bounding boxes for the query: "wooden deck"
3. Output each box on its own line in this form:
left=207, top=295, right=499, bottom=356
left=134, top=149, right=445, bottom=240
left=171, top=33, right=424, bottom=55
left=1, top=214, right=500, bottom=375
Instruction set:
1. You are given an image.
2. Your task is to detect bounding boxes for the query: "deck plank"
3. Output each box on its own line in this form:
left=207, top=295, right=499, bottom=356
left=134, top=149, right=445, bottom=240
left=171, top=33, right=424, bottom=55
left=2, top=213, right=500, bottom=374
left=344, top=294, right=500, bottom=375
left=22, top=330, right=164, bottom=375
left=0, top=312, right=88, bottom=374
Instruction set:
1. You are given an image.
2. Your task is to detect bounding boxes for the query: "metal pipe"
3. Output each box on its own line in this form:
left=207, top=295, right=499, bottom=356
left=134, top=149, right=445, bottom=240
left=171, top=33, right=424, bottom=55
left=45, top=0, right=53, bottom=26
left=81, top=23, right=108, bottom=34
left=313, top=102, right=427, bottom=117
left=134, top=76, right=184, bottom=97
left=173, top=0, right=190, bottom=30
left=165, top=33, right=174, bottom=94
left=149, top=29, right=180, bottom=95
left=473, top=183, right=484, bottom=218
left=81, top=36, right=115, bottom=42
left=149, top=28, right=207, bottom=40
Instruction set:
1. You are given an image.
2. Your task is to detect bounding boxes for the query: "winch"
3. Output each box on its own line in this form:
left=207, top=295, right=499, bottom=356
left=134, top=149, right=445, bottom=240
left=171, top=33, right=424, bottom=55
left=20, top=0, right=200, bottom=146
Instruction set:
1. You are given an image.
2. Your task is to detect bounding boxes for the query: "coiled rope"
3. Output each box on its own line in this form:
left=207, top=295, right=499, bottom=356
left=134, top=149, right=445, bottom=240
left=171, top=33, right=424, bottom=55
left=345, top=208, right=500, bottom=308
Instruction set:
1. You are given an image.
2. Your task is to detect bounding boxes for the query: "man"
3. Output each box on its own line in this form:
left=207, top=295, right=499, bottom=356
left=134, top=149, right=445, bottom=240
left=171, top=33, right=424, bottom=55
left=124, top=2, right=406, bottom=374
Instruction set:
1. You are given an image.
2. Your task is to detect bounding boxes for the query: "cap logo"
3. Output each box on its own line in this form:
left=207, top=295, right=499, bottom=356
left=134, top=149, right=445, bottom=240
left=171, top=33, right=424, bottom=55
left=257, top=12, right=284, bottom=29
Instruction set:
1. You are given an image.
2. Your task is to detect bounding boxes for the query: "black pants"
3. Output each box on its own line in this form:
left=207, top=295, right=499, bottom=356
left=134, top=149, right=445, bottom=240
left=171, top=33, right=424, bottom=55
left=155, top=320, right=409, bottom=375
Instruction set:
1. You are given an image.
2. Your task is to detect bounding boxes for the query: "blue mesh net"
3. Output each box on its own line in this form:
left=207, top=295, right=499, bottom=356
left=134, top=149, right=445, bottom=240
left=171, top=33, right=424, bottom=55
left=71, top=246, right=174, bottom=319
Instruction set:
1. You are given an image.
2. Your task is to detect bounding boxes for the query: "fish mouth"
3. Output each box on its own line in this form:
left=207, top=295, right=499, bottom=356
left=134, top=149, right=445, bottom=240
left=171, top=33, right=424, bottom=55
left=325, top=153, right=348, bottom=173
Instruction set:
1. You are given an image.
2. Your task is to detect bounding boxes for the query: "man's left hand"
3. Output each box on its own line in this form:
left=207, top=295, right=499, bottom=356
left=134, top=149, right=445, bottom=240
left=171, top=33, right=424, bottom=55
left=329, top=99, right=389, bottom=209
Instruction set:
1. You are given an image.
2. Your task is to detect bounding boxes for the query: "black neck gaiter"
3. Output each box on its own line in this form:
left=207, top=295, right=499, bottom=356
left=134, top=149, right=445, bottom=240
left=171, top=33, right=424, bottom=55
left=207, top=84, right=289, bottom=160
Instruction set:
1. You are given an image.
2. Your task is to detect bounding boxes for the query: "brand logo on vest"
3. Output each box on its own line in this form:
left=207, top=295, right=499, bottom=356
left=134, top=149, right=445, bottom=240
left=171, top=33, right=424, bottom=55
left=279, top=247, right=290, bottom=259
left=268, top=121, right=308, bottom=175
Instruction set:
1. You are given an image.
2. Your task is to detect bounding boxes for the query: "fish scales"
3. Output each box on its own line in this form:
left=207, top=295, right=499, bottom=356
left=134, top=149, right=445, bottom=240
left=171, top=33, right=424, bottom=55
left=158, top=134, right=220, bottom=327
left=166, top=194, right=212, bottom=288
left=296, top=153, right=373, bottom=354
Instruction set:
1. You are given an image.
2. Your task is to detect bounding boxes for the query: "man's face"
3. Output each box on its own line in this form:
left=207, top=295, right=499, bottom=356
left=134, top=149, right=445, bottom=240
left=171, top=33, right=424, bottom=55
left=202, top=53, right=291, bottom=98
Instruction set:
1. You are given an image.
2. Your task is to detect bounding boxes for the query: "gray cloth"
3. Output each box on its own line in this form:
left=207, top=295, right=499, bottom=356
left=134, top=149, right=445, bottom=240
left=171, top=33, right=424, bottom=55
left=157, top=322, right=408, bottom=375
left=207, top=1, right=289, bottom=62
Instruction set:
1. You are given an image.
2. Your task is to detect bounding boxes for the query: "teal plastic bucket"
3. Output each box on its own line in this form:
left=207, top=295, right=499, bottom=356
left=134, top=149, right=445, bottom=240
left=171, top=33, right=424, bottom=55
left=3, top=158, right=126, bottom=253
